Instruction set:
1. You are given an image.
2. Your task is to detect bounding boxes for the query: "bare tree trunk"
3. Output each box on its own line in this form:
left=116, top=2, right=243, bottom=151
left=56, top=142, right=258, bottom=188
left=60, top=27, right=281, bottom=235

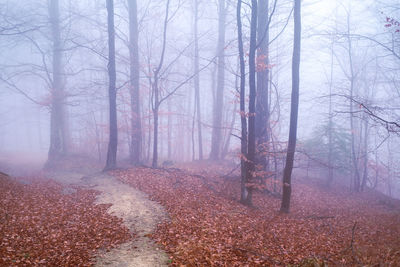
left=128, top=0, right=142, bottom=165
left=47, top=0, right=66, bottom=166
left=146, top=73, right=152, bottom=163
left=242, top=0, right=258, bottom=206
left=237, top=0, right=248, bottom=204
left=178, top=113, right=185, bottom=161
left=192, top=89, right=196, bottom=161
left=160, top=113, right=164, bottom=159
left=343, top=12, right=361, bottom=192
left=104, top=0, right=118, bottom=171
left=361, top=116, right=369, bottom=191
left=210, top=0, right=226, bottom=160
left=373, top=138, right=379, bottom=189
left=386, top=140, right=392, bottom=197
left=152, top=88, right=159, bottom=168
left=193, top=0, right=203, bottom=160
left=151, top=0, right=170, bottom=168
left=327, top=40, right=334, bottom=187
left=167, top=100, right=172, bottom=160
left=348, top=44, right=361, bottom=192
left=255, top=0, right=270, bottom=181
left=280, top=0, right=301, bottom=213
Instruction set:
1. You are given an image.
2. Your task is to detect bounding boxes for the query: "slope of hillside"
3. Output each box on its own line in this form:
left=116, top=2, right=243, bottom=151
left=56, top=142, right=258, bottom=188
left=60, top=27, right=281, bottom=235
left=115, top=163, right=400, bottom=266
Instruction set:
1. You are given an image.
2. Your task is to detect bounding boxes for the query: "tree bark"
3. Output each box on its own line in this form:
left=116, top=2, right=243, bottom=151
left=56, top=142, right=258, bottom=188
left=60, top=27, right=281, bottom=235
left=151, top=0, right=170, bottom=168
left=361, top=116, right=369, bottom=191
left=47, top=0, right=66, bottom=166
left=167, top=100, right=172, bottom=159
left=193, top=0, right=203, bottom=160
left=327, top=40, right=334, bottom=187
left=347, top=37, right=361, bottom=192
left=128, top=0, right=142, bottom=165
left=242, top=0, right=258, bottom=206
left=210, top=0, right=226, bottom=160
left=255, top=0, right=270, bottom=181
left=104, top=0, right=118, bottom=171
left=152, top=97, right=159, bottom=168
left=237, top=0, right=248, bottom=205
left=280, top=0, right=301, bottom=213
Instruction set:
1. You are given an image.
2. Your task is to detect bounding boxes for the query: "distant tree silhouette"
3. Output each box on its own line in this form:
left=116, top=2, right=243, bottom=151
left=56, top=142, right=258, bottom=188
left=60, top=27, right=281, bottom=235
left=104, top=0, right=118, bottom=171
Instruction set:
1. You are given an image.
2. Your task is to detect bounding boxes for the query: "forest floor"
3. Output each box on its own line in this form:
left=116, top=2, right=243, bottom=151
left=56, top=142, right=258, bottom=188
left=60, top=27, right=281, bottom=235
left=113, top=161, right=400, bottom=266
left=0, top=156, right=169, bottom=266
left=1, top=157, right=400, bottom=266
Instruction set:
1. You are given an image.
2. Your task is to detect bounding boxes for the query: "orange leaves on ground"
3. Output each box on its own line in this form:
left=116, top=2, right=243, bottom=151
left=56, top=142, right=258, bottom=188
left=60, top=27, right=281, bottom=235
left=0, top=173, right=131, bottom=266
left=114, top=164, right=400, bottom=266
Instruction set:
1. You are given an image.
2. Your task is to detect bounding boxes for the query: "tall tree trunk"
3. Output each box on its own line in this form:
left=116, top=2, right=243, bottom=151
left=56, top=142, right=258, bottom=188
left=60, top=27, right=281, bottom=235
left=191, top=88, right=196, bottom=161
left=210, top=0, right=226, bottom=160
left=242, top=0, right=258, bottom=206
left=193, top=0, right=203, bottom=160
left=280, top=0, right=301, bottom=213
left=146, top=71, right=152, bottom=163
left=104, top=0, right=118, bottom=171
left=152, top=0, right=170, bottom=168
left=167, top=100, right=172, bottom=160
left=128, top=0, right=142, bottom=165
left=152, top=86, right=159, bottom=168
left=237, top=0, right=248, bottom=204
left=386, top=140, right=392, bottom=197
left=348, top=39, right=361, bottom=192
left=361, top=116, right=369, bottom=191
left=47, top=0, right=66, bottom=166
left=327, top=40, right=334, bottom=187
left=255, top=0, right=270, bottom=181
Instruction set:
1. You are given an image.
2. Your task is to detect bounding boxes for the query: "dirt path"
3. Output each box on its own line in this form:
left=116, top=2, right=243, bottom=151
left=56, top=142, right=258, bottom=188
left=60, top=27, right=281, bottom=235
left=47, top=170, right=169, bottom=267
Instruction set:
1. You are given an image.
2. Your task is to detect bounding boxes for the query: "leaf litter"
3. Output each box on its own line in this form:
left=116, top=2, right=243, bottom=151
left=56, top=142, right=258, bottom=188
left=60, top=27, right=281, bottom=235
left=0, top=172, right=131, bottom=266
left=114, top=163, right=400, bottom=266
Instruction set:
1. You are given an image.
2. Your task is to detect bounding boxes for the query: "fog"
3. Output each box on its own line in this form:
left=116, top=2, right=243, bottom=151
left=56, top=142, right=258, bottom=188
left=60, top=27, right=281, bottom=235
left=0, top=0, right=399, bottom=198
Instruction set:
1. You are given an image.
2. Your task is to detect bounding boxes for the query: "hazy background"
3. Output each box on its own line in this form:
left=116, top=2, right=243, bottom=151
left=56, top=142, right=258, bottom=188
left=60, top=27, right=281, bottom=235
left=0, top=0, right=399, bottom=197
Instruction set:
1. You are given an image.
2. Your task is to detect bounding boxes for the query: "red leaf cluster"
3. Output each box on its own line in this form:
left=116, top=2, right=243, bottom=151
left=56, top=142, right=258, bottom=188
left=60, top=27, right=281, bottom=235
left=0, top=173, right=132, bottom=266
left=384, top=16, right=400, bottom=33
left=114, top=164, right=400, bottom=266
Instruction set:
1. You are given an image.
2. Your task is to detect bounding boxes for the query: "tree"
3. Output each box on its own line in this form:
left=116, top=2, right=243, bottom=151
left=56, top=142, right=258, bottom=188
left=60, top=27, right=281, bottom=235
left=255, top=0, right=270, bottom=180
left=210, top=0, right=226, bottom=160
left=327, top=38, right=334, bottom=187
left=104, top=0, right=118, bottom=171
left=280, top=0, right=301, bottom=213
left=127, top=0, right=142, bottom=165
left=46, top=0, right=69, bottom=167
left=240, top=0, right=258, bottom=206
left=0, top=1, right=79, bottom=167
left=237, top=0, right=248, bottom=205
left=151, top=0, right=170, bottom=168
left=346, top=21, right=362, bottom=192
left=146, top=0, right=214, bottom=167
left=193, top=0, right=203, bottom=161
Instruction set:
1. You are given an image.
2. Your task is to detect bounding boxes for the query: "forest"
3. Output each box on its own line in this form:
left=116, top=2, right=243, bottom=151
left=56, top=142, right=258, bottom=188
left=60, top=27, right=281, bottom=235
left=0, top=0, right=399, bottom=266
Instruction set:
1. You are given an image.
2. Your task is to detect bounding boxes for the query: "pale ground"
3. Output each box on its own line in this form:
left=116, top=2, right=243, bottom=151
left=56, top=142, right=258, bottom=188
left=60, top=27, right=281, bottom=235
left=45, top=170, right=170, bottom=267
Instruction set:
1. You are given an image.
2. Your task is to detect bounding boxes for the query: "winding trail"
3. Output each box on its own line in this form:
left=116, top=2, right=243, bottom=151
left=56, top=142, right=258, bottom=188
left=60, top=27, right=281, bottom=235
left=47, top=170, right=169, bottom=267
